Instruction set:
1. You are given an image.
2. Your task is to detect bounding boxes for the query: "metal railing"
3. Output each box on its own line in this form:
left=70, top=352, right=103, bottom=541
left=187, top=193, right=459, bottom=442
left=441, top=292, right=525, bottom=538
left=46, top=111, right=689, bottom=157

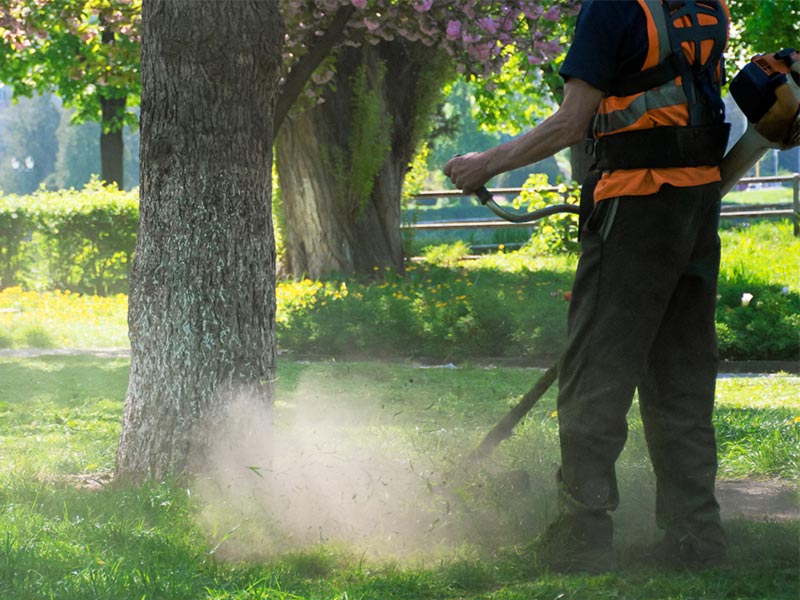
left=407, top=173, right=800, bottom=236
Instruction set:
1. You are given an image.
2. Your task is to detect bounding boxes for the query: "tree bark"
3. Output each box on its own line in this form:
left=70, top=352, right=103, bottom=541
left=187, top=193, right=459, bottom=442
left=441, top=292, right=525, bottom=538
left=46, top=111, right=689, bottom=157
left=276, top=41, right=444, bottom=279
left=116, top=0, right=283, bottom=484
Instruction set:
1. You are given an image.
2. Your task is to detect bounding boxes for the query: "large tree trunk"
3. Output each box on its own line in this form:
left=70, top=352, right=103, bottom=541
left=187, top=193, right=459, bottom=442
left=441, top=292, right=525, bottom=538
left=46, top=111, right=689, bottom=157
left=116, top=0, right=283, bottom=484
left=276, top=41, right=443, bottom=279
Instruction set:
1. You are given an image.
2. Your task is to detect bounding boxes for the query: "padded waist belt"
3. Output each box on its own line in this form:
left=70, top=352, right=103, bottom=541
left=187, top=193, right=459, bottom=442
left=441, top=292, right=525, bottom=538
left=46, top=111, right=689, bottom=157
left=595, top=124, right=731, bottom=170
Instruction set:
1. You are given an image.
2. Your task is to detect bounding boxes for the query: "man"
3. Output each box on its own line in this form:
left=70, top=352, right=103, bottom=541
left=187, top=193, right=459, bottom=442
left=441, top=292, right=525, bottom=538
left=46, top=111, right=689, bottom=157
left=445, top=0, right=731, bottom=572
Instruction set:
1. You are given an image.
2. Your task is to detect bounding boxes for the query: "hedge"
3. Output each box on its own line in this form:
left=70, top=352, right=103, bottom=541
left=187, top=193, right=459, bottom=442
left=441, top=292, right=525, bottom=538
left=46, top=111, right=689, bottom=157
left=0, top=181, right=138, bottom=295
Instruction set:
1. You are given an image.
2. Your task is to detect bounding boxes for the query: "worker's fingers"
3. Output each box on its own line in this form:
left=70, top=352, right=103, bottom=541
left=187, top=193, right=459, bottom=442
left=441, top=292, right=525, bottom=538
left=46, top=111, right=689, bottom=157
left=444, top=152, right=484, bottom=193
left=444, top=153, right=474, bottom=178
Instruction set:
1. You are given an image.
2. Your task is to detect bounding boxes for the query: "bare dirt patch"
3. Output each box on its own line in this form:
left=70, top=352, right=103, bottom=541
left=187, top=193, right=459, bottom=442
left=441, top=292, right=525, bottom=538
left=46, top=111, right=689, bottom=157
left=717, top=477, right=798, bottom=522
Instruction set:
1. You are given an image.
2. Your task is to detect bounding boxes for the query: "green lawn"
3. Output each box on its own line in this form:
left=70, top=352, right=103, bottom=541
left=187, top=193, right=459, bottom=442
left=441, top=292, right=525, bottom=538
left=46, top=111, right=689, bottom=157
left=724, top=185, right=795, bottom=206
left=0, top=356, right=797, bottom=599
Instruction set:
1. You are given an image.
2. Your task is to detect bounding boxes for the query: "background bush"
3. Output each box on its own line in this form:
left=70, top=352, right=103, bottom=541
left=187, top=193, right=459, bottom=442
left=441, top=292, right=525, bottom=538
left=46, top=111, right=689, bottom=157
left=0, top=181, right=138, bottom=294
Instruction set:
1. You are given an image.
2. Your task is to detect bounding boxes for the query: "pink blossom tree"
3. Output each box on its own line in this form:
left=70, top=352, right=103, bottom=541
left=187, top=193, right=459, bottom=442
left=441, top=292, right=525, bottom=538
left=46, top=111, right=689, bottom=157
left=275, top=0, right=578, bottom=277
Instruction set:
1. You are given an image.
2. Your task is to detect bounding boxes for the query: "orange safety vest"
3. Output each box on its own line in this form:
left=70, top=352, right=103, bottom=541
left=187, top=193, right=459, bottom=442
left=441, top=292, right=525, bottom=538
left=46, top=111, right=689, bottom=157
left=592, top=0, right=730, bottom=203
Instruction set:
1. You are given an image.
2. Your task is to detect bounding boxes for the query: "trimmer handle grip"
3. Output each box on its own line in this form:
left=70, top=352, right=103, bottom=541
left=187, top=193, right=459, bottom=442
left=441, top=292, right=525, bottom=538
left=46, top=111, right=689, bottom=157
left=475, top=186, right=493, bottom=205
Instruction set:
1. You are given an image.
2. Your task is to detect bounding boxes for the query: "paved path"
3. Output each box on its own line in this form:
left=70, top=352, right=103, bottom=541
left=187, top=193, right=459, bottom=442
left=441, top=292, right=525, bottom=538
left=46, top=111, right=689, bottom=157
left=1, top=349, right=797, bottom=375
left=718, top=478, right=799, bottom=522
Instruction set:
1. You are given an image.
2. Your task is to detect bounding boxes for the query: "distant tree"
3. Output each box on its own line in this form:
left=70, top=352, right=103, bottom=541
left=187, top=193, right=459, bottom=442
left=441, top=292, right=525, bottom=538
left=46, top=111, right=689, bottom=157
left=0, top=0, right=141, bottom=188
left=0, top=93, right=59, bottom=194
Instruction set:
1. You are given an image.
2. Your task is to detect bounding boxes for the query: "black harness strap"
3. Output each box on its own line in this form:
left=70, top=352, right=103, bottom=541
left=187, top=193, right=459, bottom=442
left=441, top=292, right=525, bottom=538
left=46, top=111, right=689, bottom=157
left=660, top=0, right=728, bottom=124
left=595, top=123, right=730, bottom=170
left=607, top=0, right=727, bottom=122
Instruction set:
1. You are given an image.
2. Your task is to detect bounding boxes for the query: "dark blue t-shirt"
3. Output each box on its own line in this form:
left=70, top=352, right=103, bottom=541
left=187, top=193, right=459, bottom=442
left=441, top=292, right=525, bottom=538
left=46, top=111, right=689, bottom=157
left=559, top=0, right=649, bottom=93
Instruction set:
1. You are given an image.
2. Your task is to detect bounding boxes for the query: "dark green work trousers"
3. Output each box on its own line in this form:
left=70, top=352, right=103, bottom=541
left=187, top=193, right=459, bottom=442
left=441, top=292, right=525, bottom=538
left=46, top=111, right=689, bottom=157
left=556, top=181, right=725, bottom=554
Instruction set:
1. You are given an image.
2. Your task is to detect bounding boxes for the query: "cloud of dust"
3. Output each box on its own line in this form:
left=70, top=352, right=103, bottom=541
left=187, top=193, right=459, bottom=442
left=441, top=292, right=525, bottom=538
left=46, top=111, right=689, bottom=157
left=191, top=370, right=549, bottom=563
left=193, top=373, right=451, bottom=561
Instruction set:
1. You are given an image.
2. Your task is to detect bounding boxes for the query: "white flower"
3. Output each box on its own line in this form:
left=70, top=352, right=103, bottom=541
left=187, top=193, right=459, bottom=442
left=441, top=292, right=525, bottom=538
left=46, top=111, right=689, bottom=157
left=741, top=293, right=754, bottom=307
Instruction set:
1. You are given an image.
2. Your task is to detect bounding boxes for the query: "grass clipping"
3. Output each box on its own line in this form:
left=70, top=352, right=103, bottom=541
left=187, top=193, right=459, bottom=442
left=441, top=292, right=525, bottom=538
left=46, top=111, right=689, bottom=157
left=191, top=372, right=549, bottom=562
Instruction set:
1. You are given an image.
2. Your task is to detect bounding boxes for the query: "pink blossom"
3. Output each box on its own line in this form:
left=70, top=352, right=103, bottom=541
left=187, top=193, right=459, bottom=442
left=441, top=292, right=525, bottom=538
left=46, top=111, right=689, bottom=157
left=413, top=0, right=433, bottom=13
left=351, top=0, right=366, bottom=8
left=446, top=20, right=461, bottom=40
left=522, top=5, right=543, bottom=19
left=477, top=17, right=497, bottom=35
left=542, top=6, right=560, bottom=21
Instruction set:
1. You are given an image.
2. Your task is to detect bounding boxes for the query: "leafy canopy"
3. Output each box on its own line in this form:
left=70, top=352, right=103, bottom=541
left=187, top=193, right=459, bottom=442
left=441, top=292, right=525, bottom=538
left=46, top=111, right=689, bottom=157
left=1, top=0, right=577, bottom=131
left=0, top=0, right=141, bottom=131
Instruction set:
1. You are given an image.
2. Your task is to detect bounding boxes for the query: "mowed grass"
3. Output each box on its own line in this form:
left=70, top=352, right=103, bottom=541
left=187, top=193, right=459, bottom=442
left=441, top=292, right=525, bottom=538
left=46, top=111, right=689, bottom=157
left=0, top=356, right=797, bottom=599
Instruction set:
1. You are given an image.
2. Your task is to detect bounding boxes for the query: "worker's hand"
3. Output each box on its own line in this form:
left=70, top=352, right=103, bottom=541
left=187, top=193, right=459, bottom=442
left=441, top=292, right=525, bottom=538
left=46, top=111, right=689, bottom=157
left=444, top=152, right=490, bottom=194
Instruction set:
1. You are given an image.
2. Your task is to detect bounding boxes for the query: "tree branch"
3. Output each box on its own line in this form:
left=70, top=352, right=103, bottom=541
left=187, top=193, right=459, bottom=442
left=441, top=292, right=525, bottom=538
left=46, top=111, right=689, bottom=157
left=273, top=5, right=356, bottom=134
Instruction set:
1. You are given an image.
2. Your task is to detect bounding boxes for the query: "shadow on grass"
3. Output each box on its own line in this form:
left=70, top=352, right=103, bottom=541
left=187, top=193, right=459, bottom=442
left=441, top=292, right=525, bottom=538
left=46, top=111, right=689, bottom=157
left=0, top=355, right=129, bottom=407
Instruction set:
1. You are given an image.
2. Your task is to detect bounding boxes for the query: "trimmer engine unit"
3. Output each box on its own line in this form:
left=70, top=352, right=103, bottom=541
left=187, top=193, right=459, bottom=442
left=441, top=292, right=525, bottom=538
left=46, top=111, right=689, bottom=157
left=730, top=48, right=799, bottom=123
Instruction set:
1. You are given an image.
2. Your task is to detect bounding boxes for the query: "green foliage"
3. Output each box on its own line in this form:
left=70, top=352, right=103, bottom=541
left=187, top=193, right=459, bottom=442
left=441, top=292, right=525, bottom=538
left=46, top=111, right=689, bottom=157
left=516, top=173, right=580, bottom=255
left=0, top=217, right=795, bottom=362
left=0, top=181, right=138, bottom=294
left=342, top=62, right=392, bottom=215
left=0, top=0, right=141, bottom=131
left=471, top=49, right=557, bottom=137
left=272, top=163, right=285, bottom=265
left=403, top=141, right=432, bottom=204
left=0, top=195, right=33, bottom=289
left=421, top=241, right=471, bottom=268
left=727, top=0, right=799, bottom=76
left=276, top=256, right=575, bottom=360
left=426, top=81, right=565, bottom=190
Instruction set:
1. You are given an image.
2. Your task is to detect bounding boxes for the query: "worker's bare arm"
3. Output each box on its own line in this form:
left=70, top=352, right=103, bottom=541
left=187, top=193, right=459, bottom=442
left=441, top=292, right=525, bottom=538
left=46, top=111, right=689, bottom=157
left=444, top=78, right=603, bottom=193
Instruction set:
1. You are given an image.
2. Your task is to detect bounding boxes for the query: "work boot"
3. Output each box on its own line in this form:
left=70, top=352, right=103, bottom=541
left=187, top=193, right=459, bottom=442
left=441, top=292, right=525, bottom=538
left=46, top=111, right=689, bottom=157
left=532, top=512, right=615, bottom=574
left=656, top=530, right=730, bottom=570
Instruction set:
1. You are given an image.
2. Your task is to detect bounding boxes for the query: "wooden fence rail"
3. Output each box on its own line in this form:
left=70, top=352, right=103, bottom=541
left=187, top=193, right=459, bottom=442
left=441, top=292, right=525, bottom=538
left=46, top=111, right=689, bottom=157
left=407, top=173, right=800, bottom=236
